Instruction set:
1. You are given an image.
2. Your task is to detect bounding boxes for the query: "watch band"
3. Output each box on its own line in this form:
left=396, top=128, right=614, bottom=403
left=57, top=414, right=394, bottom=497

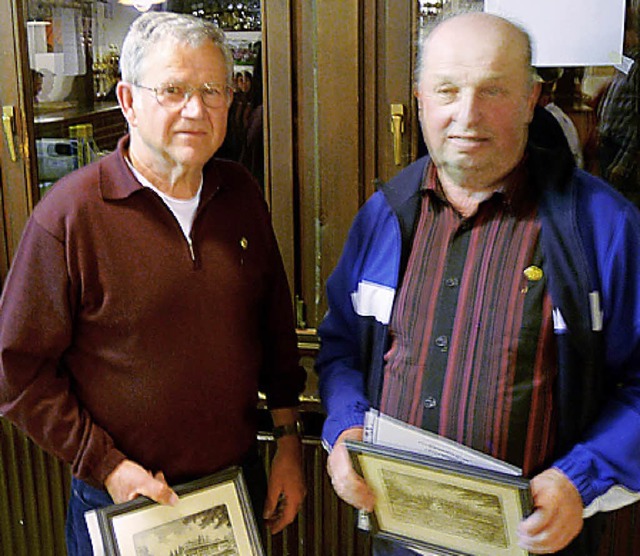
left=272, top=421, right=303, bottom=439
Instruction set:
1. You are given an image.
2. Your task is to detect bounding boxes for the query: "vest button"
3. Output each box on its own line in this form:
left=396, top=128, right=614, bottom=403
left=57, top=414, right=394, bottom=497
left=424, top=396, right=437, bottom=409
left=435, top=335, right=448, bottom=352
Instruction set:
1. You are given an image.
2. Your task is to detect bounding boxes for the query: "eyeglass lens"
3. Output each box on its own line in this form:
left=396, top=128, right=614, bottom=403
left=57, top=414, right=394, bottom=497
left=156, top=84, right=229, bottom=108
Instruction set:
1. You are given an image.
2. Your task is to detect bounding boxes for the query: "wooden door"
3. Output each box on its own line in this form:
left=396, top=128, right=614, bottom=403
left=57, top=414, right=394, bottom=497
left=278, top=0, right=418, bottom=330
left=0, top=0, right=38, bottom=280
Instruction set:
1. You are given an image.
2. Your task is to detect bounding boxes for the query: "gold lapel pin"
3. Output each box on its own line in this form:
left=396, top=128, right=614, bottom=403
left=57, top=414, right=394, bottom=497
left=239, top=237, right=249, bottom=266
left=523, top=265, right=543, bottom=281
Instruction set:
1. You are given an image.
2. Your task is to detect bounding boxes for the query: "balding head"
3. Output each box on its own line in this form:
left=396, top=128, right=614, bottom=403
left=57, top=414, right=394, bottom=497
left=416, top=12, right=534, bottom=91
left=414, top=12, right=540, bottom=192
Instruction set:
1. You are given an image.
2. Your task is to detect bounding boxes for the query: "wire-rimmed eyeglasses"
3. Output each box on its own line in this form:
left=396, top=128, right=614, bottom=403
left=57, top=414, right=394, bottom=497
left=133, top=82, right=232, bottom=109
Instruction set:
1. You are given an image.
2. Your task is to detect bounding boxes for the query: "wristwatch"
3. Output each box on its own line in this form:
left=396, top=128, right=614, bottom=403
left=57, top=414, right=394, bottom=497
left=272, top=420, right=304, bottom=439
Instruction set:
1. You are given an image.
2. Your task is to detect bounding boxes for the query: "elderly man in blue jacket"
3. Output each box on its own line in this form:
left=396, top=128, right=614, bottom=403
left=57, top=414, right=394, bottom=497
left=317, top=12, right=640, bottom=556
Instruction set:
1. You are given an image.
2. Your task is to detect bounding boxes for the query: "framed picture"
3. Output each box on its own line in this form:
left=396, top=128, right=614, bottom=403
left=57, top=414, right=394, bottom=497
left=93, top=466, right=264, bottom=556
left=345, top=440, right=532, bottom=556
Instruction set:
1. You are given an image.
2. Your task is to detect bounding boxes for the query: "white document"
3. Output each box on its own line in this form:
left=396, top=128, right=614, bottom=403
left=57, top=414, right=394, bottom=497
left=363, top=409, right=522, bottom=476
left=84, top=509, right=105, bottom=556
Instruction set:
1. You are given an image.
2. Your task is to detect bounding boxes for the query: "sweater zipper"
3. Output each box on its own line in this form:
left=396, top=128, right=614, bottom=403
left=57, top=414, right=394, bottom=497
left=143, top=185, right=211, bottom=268
left=187, top=236, right=196, bottom=262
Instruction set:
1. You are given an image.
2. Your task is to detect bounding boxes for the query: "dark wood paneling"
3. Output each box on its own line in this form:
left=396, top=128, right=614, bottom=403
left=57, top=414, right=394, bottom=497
left=0, top=419, right=70, bottom=556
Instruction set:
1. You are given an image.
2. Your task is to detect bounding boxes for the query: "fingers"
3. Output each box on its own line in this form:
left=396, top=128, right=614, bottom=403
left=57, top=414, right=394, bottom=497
left=327, top=428, right=376, bottom=511
left=139, top=476, right=179, bottom=506
left=263, top=486, right=288, bottom=528
left=327, top=442, right=375, bottom=511
left=265, top=494, right=303, bottom=534
left=264, top=438, right=307, bottom=534
left=104, top=460, right=178, bottom=506
left=519, top=504, right=552, bottom=536
left=264, top=494, right=286, bottom=534
left=517, top=468, right=583, bottom=554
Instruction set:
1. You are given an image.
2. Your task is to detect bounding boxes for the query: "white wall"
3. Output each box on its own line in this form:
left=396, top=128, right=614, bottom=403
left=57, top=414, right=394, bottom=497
left=93, top=2, right=139, bottom=60
left=485, top=0, right=626, bottom=66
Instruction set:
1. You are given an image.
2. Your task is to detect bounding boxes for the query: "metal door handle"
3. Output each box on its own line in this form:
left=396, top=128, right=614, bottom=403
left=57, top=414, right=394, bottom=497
left=2, top=106, right=17, bottom=162
left=390, top=103, right=405, bottom=166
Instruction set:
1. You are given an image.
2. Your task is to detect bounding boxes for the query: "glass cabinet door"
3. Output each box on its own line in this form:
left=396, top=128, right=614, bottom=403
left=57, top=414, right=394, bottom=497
left=27, top=0, right=264, bottom=200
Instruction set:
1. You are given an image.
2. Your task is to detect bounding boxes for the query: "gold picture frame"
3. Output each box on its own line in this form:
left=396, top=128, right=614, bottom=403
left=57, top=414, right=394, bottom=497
left=92, top=466, right=264, bottom=556
left=345, top=440, right=532, bottom=556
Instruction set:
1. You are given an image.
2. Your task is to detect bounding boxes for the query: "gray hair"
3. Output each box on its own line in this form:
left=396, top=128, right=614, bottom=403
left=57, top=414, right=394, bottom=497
left=120, top=12, right=234, bottom=87
left=414, top=12, right=536, bottom=90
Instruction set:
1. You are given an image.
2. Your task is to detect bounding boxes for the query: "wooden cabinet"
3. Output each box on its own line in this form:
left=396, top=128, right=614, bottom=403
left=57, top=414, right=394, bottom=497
left=35, top=103, right=127, bottom=154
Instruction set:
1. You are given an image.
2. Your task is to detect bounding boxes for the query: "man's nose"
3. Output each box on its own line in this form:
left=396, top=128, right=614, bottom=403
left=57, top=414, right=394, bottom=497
left=181, top=90, right=207, bottom=116
left=455, top=91, right=482, bottom=126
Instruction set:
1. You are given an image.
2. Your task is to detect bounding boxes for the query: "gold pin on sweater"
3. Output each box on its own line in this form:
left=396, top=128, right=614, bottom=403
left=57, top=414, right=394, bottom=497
left=240, top=237, right=248, bottom=265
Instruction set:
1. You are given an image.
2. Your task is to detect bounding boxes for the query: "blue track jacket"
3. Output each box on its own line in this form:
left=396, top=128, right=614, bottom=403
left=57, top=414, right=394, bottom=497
left=317, top=109, right=640, bottom=516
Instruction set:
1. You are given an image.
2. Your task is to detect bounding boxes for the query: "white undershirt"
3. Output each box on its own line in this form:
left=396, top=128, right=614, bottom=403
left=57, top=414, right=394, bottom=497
left=125, top=156, right=202, bottom=239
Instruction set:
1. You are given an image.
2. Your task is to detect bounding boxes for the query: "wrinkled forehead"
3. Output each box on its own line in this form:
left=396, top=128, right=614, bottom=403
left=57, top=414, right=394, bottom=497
left=139, top=40, right=227, bottom=79
left=422, top=15, right=530, bottom=80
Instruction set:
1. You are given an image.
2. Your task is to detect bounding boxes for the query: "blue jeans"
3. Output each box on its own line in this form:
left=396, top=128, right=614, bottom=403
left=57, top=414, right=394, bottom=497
left=65, top=449, right=267, bottom=556
left=65, top=477, right=113, bottom=556
left=372, top=538, right=421, bottom=556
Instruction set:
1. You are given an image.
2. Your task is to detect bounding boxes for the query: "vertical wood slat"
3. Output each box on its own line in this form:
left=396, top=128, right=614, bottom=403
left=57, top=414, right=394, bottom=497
left=17, top=431, right=39, bottom=555
left=1, top=419, right=29, bottom=556
left=1, top=423, right=21, bottom=554
left=33, top=446, right=55, bottom=552
left=1, top=418, right=70, bottom=556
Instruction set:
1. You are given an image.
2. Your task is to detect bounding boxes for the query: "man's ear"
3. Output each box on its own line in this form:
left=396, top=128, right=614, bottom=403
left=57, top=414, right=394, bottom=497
left=526, top=81, right=542, bottom=123
left=116, top=82, right=137, bottom=127
left=414, top=88, right=424, bottom=112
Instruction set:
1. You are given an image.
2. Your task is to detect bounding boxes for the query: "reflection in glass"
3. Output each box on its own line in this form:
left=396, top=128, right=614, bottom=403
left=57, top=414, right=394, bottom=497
left=418, top=0, right=484, bottom=28
left=170, top=0, right=261, bottom=30
left=26, top=1, right=265, bottom=200
left=217, top=36, right=264, bottom=190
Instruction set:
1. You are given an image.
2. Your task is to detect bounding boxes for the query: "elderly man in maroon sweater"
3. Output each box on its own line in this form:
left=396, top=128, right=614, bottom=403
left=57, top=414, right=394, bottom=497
left=0, top=12, right=306, bottom=555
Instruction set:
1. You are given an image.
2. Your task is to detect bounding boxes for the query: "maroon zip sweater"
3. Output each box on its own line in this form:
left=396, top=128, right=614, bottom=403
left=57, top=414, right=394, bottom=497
left=0, top=136, right=305, bottom=487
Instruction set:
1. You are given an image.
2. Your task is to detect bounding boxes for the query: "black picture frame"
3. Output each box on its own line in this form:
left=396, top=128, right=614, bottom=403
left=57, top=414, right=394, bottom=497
left=93, top=466, right=264, bottom=556
left=345, top=440, right=533, bottom=556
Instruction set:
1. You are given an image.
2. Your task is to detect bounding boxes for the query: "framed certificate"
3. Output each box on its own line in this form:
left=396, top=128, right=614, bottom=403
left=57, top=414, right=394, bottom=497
left=345, top=440, right=532, bottom=556
left=92, top=466, right=264, bottom=556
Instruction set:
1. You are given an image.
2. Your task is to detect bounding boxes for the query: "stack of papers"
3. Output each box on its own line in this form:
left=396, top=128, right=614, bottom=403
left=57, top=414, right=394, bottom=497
left=363, top=409, right=521, bottom=476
